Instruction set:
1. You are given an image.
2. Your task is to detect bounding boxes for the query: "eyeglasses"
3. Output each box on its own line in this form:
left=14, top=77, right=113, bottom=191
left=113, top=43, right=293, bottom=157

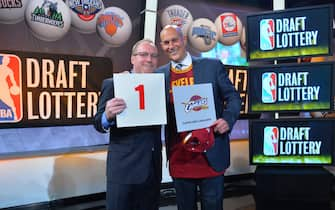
left=160, top=38, right=179, bottom=46
left=133, top=52, right=159, bottom=58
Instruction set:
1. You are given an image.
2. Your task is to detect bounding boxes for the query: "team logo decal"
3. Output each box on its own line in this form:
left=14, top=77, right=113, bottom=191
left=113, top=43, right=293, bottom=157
left=220, top=14, right=238, bottom=37
left=97, top=11, right=124, bottom=36
left=183, top=95, right=208, bottom=112
left=160, top=5, right=193, bottom=36
left=188, top=18, right=218, bottom=52
left=191, top=25, right=216, bottom=46
left=170, top=17, right=186, bottom=28
left=0, top=0, right=23, bottom=8
left=214, top=12, right=242, bottom=46
left=96, top=7, right=132, bottom=47
left=30, top=0, right=65, bottom=28
left=67, top=0, right=103, bottom=21
left=0, top=0, right=28, bottom=24
left=0, top=54, right=22, bottom=123
left=163, top=5, right=190, bottom=28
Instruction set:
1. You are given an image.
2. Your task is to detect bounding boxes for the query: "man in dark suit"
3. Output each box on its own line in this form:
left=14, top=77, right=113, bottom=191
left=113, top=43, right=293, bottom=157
left=156, top=25, right=241, bottom=210
left=94, top=39, right=162, bottom=210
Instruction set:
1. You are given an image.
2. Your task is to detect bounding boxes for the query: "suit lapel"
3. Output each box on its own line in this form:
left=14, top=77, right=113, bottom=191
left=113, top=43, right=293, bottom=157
left=191, top=57, right=201, bottom=84
left=164, top=63, right=171, bottom=102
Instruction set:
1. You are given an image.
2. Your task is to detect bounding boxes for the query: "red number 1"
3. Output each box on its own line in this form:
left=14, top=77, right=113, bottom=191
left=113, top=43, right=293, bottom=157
left=135, top=84, right=145, bottom=110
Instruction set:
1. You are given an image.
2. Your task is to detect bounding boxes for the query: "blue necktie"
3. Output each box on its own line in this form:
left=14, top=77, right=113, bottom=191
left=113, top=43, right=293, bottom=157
left=175, top=63, right=183, bottom=70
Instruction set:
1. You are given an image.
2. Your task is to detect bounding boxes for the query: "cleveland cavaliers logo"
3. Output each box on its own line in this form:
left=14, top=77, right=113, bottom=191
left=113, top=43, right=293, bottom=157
left=183, top=95, right=208, bottom=113
left=0, top=54, right=22, bottom=122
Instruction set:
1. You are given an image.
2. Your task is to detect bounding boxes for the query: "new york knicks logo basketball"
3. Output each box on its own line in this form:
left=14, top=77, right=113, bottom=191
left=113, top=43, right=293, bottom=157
left=0, top=54, right=22, bottom=123
left=262, top=72, right=277, bottom=103
left=97, top=11, right=124, bottom=37
left=263, top=126, right=278, bottom=156
left=260, top=19, right=275, bottom=51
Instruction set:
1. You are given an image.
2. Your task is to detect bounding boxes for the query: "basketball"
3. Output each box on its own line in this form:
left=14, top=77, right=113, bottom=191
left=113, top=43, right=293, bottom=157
left=96, top=7, right=132, bottom=47
left=215, top=12, right=242, bottom=46
left=66, top=0, right=104, bottom=34
left=0, top=0, right=28, bottom=24
left=160, top=4, right=193, bottom=36
left=25, top=0, right=71, bottom=41
left=187, top=18, right=218, bottom=52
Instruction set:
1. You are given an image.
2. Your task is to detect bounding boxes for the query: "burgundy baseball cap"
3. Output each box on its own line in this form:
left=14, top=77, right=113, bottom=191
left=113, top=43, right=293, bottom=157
left=182, top=127, right=214, bottom=153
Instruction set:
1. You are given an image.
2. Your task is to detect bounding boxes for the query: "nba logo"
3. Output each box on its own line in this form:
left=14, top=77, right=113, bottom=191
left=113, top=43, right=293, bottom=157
left=220, top=13, right=238, bottom=34
left=0, top=54, right=22, bottom=123
left=262, top=72, right=276, bottom=103
left=263, top=126, right=279, bottom=156
left=260, top=19, right=275, bottom=50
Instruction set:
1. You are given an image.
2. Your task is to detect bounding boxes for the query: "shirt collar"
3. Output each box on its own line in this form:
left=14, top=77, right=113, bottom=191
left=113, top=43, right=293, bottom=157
left=171, top=52, right=192, bottom=69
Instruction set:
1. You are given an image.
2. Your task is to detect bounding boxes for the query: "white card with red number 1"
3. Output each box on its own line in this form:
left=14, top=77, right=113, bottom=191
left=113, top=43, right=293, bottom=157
left=113, top=73, right=167, bottom=127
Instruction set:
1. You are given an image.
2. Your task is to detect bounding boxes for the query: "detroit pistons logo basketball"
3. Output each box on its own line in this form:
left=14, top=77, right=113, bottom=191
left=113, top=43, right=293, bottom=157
left=0, top=54, right=22, bottom=122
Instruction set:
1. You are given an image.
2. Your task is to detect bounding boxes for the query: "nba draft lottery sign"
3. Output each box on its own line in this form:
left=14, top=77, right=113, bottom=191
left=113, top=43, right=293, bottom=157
left=0, top=51, right=112, bottom=128
left=248, top=62, right=333, bottom=112
left=247, top=4, right=333, bottom=61
left=249, top=119, right=335, bottom=165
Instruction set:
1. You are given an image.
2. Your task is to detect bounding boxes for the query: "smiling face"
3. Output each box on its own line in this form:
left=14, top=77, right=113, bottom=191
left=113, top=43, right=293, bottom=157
left=131, top=41, right=158, bottom=73
left=160, top=25, right=187, bottom=62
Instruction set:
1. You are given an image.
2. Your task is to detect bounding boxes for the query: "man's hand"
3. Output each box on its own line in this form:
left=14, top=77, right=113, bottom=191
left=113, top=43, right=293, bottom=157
left=211, top=118, right=230, bottom=134
left=105, top=98, right=126, bottom=121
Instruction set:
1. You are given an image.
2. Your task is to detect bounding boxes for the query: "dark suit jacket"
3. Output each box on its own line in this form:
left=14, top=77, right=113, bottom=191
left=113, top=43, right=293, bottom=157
left=156, top=56, right=241, bottom=172
left=94, top=78, right=162, bottom=184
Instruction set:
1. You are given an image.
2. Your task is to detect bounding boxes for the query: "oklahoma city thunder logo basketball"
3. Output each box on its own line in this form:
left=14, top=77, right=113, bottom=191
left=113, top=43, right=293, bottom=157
left=0, top=54, right=22, bottom=122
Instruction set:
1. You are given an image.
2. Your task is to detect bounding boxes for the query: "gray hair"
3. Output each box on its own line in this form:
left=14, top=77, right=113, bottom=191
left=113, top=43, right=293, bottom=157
left=131, top=39, right=156, bottom=55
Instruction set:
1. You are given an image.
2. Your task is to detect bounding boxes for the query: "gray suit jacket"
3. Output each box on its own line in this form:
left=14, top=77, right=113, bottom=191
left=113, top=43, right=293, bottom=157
left=156, top=56, right=241, bottom=172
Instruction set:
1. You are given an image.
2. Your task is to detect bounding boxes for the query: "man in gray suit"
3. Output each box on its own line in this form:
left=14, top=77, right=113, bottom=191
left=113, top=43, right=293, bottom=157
left=94, top=39, right=162, bottom=210
left=156, top=25, right=241, bottom=210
